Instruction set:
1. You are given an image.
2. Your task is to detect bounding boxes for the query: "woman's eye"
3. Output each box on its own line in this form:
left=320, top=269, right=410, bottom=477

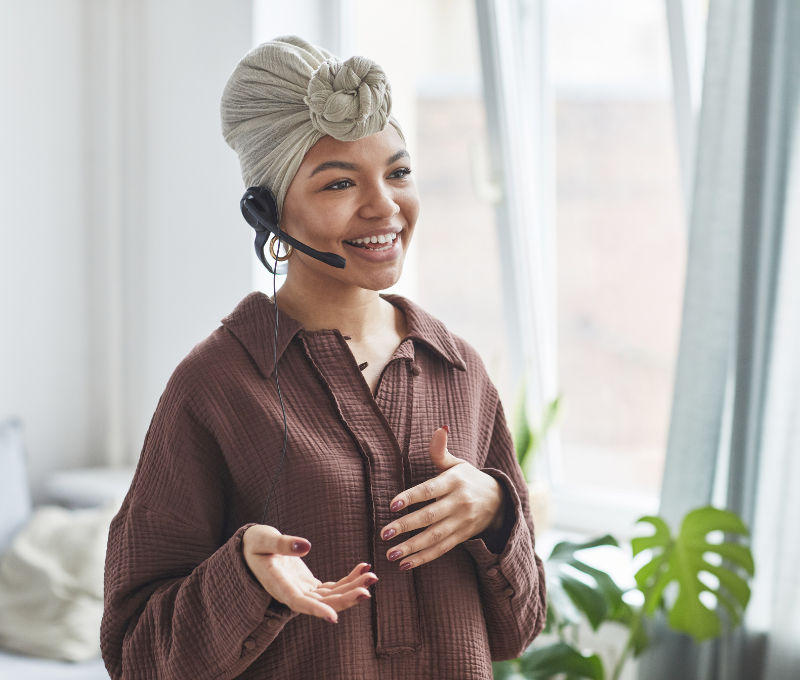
left=389, top=167, right=412, bottom=179
left=326, top=179, right=354, bottom=191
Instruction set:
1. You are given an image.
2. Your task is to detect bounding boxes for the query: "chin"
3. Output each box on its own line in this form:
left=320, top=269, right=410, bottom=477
left=355, top=267, right=403, bottom=292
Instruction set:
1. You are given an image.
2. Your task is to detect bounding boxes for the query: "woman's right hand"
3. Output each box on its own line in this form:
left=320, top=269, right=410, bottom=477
left=242, top=525, right=377, bottom=623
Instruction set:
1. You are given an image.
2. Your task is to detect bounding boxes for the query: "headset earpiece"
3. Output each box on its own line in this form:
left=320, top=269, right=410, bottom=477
left=241, top=186, right=279, bottom=233
left=241, top=187, right=286, bottom=275
left=239, top=186, right=347, bottom=273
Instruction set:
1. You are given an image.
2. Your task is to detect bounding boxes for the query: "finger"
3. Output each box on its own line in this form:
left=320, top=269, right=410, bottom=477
left=428, top=425, right=464, bottom=472
left=381, top=496, right=456, bottom=540
left=275, top=578, right=339, bottom=621
left=287, top=591, right=340, bottom=622
left=318, top=587, right=372, bottom=612
left=394, top=524, right=466, bottom=572
left=343, top=562, right=373, bottom=582
left=318, top=562, right=371, bottom=589
left=389, top=470, right=459, bottom=514
left=317, top=572, right=378, bottom=596
left=247, top=525, right=312, bottom=556
left=386, top=517, right=461, bottom=565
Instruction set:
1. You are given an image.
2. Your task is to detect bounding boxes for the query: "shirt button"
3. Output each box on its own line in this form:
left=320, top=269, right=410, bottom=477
left=244, top=639, right=256, bottom=650
left=487, top=567, right=499, bottom=577
left=504, top=587, right=515, bottom=598
left=411, top=364, right=421, bottom=376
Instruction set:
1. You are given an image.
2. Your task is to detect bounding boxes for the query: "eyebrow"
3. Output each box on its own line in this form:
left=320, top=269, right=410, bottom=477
left=387, top=149, right=410, bottom=165
left=308, top=160, right=359, bottom=178
left=308, top=149, right=410, bottom=178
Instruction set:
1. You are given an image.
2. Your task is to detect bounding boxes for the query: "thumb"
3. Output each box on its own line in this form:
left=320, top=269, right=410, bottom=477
left=249, top=525, right=312, bottom=556
left=429, top=425, right=463, bottom=472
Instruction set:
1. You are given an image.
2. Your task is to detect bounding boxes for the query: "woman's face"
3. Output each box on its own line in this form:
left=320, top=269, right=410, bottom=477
left=280, top=126, right=419, bottom=292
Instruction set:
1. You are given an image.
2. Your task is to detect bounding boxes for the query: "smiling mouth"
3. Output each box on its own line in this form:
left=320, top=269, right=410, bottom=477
left=344, top=232, right=398, bottom=252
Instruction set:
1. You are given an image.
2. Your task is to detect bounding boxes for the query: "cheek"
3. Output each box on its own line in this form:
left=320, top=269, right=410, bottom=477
left=399, top=187, right=421, bottom=230
left=286, top=197, right=348, bottom=244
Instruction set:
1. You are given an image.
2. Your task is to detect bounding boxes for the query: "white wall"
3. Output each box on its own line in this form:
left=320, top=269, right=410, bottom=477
left=0, top=0, right=91, bottom=497
left=0, top=0, right=253, bottom=497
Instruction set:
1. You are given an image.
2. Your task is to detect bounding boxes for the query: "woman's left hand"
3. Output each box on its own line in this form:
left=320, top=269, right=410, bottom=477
left=380, top=426, right=506, bottom=571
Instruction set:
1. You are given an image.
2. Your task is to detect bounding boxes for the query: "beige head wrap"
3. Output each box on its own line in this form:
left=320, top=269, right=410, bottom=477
left=221, top=36, right=404, bottom=212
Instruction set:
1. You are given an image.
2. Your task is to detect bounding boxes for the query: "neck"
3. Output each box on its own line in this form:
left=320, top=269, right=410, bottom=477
left=274, top=270, right=392, bottom=340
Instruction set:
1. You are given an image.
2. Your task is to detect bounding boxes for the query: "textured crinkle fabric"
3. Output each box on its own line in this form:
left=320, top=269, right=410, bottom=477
left=220, top=35, right=404, bottom=212
left=101, top=292, right=546, bottom=679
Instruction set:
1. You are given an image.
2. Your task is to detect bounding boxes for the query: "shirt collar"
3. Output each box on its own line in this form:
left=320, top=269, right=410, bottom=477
left=221, top=292, right=467, bottom=378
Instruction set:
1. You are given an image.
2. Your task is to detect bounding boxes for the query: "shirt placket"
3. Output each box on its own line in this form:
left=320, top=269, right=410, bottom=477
left=299, top=331, right=421, bottom=657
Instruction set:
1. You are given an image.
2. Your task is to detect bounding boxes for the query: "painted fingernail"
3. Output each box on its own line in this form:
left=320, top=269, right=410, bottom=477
left=388, top=550, right=402, bottom=561
left=324, top=616, right=337, bottom=624
left=390, top=500, right=404, bottom=512
left=442, top=424, right=450, bottom=434
left=364, top=576, right=378, bottom=587
left=292, top=540, right=311, bottom=553
left=360, top=564, right=372, bottom=575
left=399, top=562, right=412, bottom=571
left=357, top=594, right=370, bottom=602
left=382, top=528, right=396, bottom=540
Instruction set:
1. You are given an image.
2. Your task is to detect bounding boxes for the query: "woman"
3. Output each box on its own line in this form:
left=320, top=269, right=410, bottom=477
left=101, top=36, right=545, bottom=679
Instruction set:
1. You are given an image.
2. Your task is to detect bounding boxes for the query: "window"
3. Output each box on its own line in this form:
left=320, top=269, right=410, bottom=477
left=550, top=0, right=687, bottom=500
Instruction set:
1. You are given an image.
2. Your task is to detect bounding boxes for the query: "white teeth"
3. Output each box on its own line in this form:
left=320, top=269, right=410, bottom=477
left=346, top=232, right=398, bottom=245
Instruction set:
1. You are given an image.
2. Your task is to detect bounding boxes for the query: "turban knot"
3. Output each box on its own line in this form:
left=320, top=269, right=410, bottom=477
left=305, top=57, right=392, bottom=141
left=220, top=36, right=404, bottom=213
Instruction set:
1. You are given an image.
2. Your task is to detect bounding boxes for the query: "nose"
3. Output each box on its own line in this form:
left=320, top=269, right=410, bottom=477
left=359, top=180, right=400, bottom=221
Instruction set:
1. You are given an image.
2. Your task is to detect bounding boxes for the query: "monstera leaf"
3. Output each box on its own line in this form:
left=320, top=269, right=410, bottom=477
left=493, top=642, right=605, bottom=680
left=546, top=535, right=627, bottom=631
left=519, top=642, right=605, bottom=680
left=632, top=506, right=755, bottom=642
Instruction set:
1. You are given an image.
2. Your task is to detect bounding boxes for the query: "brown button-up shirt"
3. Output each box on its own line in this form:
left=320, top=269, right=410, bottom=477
left=101, top=292, right=545, bottom=679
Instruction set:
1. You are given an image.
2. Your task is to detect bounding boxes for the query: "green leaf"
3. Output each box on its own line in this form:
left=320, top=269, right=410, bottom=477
left=546, top=536, right=625, bottom=630
left=491, top=659, right=518, bottom=680
left=549, top=535, right=620, bottom=560
left=633, top=506, right=755, bottom=642
left=561, top=574, right=609, bottom=630
left=513, top=383, right=533, bottom=466
left=511, top=384, right=564, bottom=481
left=518, top=642, right=605, bottom=680
left=631, top=516, right=671, bottom=556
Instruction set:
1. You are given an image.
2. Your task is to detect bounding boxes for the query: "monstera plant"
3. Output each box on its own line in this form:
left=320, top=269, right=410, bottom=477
left=492, top=507, right=755, bottom=680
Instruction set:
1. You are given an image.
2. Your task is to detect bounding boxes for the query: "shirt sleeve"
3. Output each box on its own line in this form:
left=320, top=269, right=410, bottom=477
left=462, top=398, right=547, bottom=661
left=100, top=373, right=299, bottom=679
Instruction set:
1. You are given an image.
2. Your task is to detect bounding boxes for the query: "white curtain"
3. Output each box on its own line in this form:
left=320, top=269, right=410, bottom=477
left=746, top=106, right=800, bottom=679
left=644, top=0, right=800, bottom=677
left=473, top=0, right=559, bottom=472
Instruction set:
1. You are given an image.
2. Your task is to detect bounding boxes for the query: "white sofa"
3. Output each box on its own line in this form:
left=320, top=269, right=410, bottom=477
left=0, top=419, right=119, bottom=680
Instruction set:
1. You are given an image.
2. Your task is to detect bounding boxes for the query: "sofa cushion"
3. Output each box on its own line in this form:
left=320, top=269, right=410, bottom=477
left=0, top=503, right=117, bottom=662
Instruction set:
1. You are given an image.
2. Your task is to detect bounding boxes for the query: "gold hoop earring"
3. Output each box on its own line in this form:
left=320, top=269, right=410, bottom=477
left=269, top=235, right=293, bottom=262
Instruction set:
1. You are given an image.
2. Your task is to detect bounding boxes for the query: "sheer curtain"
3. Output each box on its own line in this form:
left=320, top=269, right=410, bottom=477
left=473, top=0, right=559, bottom=477
left=746, top=106, right=800, bottom=679
left=642, top=0, right=800, bottom=677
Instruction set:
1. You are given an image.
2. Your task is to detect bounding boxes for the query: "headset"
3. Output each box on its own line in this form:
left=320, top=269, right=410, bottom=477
left=241, top=187, right=346, bottom=274
left=240, top=186, right=347, bottom=524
